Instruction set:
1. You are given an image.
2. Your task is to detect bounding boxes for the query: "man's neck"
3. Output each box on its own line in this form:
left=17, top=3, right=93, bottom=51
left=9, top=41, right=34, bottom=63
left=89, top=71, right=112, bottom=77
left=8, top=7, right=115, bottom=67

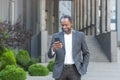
left=64, top=30, right=72, bottom=35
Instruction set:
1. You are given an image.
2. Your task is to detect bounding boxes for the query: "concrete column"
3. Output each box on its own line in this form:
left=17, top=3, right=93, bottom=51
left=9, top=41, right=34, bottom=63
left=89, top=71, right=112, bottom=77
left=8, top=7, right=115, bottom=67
left=25, top=0, right=32, bottom=30
left=92, top=0, right=95, bottom=36
left=71, top=0, right=75, bottom=29
left=84, top=0, right=87, bottom=29
left=39, top=0, right=48, bottom=63
left=87, top=0, right=91, bottom=35
left=95, top=0, right=100, bottom=35
left=116, top=0, right=120, bottom=63
left=9, top=0, right=15, bottom=24
left=39, top=0, right=46, bottom=31
left=106, top=0, right=111, bottom=32
left=82, top=0, right=84, bottom=30
left=76, top=0, right=80, bottom=30
left=117, top=0, right=120, bottom=46
left=74, top=0, right=77, bottom=29
left=111, top=32, right=117, bottom=62
left=101, top=0, right=106, bottom=33
left=87, top=0, right=91, bottom=26
left=79, top=0, right=83, bottom=30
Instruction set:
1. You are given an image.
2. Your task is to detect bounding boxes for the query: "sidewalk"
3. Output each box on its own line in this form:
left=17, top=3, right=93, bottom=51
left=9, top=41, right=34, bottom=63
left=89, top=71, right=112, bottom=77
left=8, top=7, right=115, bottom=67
left=26, top=62, right=120, bottom=80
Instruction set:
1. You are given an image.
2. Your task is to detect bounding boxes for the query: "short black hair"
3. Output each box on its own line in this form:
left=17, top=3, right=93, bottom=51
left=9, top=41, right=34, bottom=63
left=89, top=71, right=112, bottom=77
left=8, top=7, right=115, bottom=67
left=60, top=15, right=72, bottom=23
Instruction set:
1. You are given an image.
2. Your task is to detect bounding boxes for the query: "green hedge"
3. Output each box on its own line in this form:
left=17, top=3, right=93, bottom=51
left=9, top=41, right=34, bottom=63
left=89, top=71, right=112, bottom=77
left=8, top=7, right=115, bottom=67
left=28, top=64, right=49, bottom=76
left=16, top=49, right=30, bottom=70
left=0, top=47, right=8, bottom=55
left=0, top=65, right=26, bottom=80
left=47, top=60, right=54, bottom=72
left=0, top=48, right=16, bottom=71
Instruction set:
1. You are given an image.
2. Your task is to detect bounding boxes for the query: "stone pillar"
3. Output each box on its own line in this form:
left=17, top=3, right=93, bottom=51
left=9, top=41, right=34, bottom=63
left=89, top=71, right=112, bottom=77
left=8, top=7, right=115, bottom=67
left=79, top=0, right=83, bottom=30
left=117, top=0, right=120, bottom=46
left=76, top=0, right=80, bottom=30
left=71, top=0, right=76, bottom=29
left=106, top=0, right=111, bottom=32
left=95, top=0, right=100, bottom=35
left=111, top=32, right=117, bottom=62
left=92, top=0, right=96, bottom=35
left=91, top=0, right=95, bottom=36
left=101, top=0, right=106, bottom=33
left=116, top=0, right=120, bottom=63
left=87, top=0, right=91, bottom=35
left=74, top=0, right=77, bottom=29
left=82, top=0, right=85, bottom=30
left=25, top=0, right=32, bottom=30
left=39, top=0, right=48, bottom=63
left=84, top=0, right=87, bottom=30
left=39, top=0, right=46, bottom=31
left=9, top=0, right=15, bottom=24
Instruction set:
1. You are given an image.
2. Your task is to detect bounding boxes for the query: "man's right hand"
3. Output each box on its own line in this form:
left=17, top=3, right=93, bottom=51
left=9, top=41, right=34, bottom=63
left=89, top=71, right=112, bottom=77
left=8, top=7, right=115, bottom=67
left=53, top=41, right=62, bottom=52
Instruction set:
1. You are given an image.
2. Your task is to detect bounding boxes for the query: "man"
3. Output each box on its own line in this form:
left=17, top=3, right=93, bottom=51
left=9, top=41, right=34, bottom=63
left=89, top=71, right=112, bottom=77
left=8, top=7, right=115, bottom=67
left=48, top=15, right=90, bottom=80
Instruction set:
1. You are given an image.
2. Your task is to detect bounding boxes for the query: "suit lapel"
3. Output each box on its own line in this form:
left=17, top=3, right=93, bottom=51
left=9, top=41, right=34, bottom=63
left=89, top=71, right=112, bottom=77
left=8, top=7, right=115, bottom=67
left=59, top=31, right=77, bottom=55
left=72, top=30, right=76, bottom=51
left=59, top=32, right=65, bottom=50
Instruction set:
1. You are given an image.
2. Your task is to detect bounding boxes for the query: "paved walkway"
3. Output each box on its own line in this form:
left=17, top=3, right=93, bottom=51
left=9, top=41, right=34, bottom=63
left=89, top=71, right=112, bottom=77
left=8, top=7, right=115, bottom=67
left=26, top=62, right=120, bottom=80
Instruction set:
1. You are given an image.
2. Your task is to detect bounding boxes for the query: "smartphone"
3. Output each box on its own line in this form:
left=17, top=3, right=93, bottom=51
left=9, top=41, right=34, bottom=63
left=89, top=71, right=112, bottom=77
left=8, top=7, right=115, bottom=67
left=55, top=38, right=60, bottom=42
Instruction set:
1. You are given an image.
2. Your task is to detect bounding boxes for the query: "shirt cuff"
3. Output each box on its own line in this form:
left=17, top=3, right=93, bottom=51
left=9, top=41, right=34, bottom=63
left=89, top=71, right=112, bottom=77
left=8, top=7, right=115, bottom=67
left=51, top=48, right=55, bottom=55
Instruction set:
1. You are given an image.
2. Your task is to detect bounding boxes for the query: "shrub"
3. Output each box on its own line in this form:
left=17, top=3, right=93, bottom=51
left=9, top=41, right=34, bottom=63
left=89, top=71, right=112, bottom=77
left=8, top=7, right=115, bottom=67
left=16, top=49, right=30, bottom=70
left=0, top=20, right=32, bottom=49
left=28, top=64, right=49, bottom=76
left=0, top=47, right=8, bottom=55
left=0, top=48, right=16, bottom=71
left=27, top=57, right=39, bottom=67
left=0, top=65, right=26, bottom=80
left=47, top=60, right=55, bottom=72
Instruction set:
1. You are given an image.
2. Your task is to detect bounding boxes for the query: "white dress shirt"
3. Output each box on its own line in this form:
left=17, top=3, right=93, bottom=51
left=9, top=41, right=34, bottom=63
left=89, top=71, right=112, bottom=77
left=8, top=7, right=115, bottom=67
left=52, top=32, right=74, bottom=64
left=64, top=32, right=74, bottom=64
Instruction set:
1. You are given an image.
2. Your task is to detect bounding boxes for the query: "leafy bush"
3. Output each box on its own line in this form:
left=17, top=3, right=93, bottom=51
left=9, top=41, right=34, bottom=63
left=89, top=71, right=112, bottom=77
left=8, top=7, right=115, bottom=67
left=47, top=60, right=55, bottom=72
left=0, top=20, right=32, bottom=49
left=0, top=65, right=26, bottom=80
left=28, top=64, right=49, bottom=76
left=0, top=47, right=8, bottom=55
left=27, top=57, right=39, bottom=67
left=16, top=49, right=30, bottom=70
left=0, top=48, right=16, bottom=71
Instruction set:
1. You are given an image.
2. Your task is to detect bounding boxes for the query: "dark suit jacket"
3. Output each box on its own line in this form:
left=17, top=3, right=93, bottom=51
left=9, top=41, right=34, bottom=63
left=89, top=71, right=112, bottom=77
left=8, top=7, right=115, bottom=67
left=48, top=30, right=90, bottom=78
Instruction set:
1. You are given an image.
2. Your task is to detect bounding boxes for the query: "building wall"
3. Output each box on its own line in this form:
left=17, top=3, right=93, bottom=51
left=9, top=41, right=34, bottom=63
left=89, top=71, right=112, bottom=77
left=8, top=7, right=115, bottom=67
left=110, top=0, right=116, bottom=31
left=117, top=0, right=120, bottom=46
left=46, top=0, right=59, bottom=35
left=0, top=0, right=9, bottom=21
left=96, top=32, right=117, bottom=62
left=59, top=1, right=71, bottom=31
left=0, top=0, right=23, bottom=22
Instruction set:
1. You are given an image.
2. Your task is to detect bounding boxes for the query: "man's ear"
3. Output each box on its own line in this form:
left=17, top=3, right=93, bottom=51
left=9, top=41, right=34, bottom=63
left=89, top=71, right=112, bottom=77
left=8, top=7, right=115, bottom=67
left=71, top=22, right=73, bottom=26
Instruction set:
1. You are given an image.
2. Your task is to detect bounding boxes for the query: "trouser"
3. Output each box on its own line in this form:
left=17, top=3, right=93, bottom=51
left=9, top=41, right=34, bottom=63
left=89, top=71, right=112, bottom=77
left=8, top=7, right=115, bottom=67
left=55, top=64, right=81, bottom=80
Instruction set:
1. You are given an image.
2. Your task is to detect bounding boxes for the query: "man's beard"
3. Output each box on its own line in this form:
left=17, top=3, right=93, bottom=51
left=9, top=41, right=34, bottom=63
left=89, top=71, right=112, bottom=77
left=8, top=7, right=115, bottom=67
left=62, top=28, right=71, bottom=34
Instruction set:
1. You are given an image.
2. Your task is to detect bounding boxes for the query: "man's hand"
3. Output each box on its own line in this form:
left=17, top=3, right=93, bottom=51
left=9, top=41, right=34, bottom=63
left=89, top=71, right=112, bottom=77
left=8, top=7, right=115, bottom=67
left=53, top=41, right=62, bottom=51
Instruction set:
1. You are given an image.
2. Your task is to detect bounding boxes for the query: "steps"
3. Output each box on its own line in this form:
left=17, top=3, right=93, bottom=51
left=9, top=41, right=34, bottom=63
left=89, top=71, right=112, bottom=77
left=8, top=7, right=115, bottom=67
left=85, top=36, right=109, bottom=62
left=47, top=35, right=109, bottom=62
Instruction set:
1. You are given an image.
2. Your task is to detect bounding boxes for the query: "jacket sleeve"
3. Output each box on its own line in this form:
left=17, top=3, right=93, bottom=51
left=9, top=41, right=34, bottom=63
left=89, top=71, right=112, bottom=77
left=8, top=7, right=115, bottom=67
left=48, top=35, right=55, bottom=59
left=81, top=32, right=90, bottom=72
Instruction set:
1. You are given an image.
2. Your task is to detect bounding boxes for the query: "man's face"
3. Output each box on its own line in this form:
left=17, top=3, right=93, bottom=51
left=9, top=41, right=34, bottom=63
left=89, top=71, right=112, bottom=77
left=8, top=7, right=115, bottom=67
left=61, top=18, right=73, bottom=34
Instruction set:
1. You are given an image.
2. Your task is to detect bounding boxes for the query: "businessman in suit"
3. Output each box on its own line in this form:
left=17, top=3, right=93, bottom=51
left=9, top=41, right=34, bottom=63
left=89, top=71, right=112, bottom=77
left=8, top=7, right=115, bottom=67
left=48, top=15, right=90, bottom=80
